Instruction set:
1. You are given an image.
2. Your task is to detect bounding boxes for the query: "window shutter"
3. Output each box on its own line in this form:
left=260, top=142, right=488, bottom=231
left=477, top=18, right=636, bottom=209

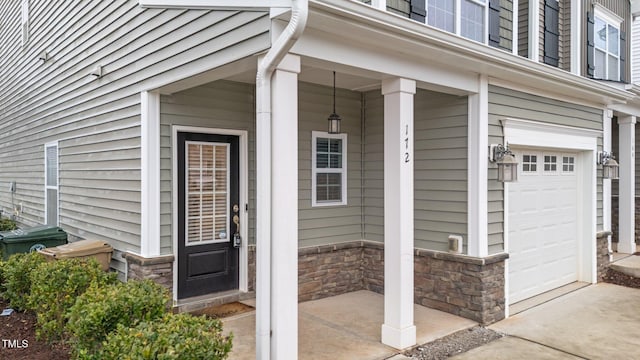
left=620, top=30, right=626, bottom=82
left=410, top=0, right=426, bottom=22
left=586, top=11, right=595, bottom=77
left=543, top=0, right=559, bottom=66
left=488, top=0, right=501, bottom=48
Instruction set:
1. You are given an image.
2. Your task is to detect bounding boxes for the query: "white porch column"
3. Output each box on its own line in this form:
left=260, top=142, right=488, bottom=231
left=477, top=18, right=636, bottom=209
left=270, top=54, right=300, bottom=359
left=603, top=109, right=613, bottom=256
left=618, top=116, right=636, bottom=254
left=381, top=77, right=416, bottom=350
left=467, top=75, right=489, bottom=257
left=140, top=90, right=161, bottom=257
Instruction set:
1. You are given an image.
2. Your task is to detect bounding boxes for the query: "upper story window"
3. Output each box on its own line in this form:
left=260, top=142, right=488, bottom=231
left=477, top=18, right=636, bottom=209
left=427, top=0, right=487, bottom=42
left=311, top=131, right=347, bottom=207
left=588, top=5, right=625, bottom=82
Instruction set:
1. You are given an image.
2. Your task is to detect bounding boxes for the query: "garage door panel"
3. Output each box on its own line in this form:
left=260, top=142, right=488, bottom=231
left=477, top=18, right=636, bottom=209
left=509, top=149, right=579, bottom=304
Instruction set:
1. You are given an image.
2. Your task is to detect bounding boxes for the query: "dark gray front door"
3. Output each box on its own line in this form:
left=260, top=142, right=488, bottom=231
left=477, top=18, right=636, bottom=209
left=177, top=132, right=239, bottom=299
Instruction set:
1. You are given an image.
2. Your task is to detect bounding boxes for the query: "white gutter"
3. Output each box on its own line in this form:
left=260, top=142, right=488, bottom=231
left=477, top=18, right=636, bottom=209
left=255, top=1, right=307, bottom=359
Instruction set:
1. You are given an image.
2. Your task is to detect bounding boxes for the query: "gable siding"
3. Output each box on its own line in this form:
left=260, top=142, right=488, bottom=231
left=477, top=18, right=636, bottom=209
left=632, top=15, right=640, bottom=84
left=489, top=85, right=604, bottom=253
left=0, top=0, right=269, bottom=273
left=559, top=0, right=571, bottom=71
left=363, top=89, right=469, bottom=252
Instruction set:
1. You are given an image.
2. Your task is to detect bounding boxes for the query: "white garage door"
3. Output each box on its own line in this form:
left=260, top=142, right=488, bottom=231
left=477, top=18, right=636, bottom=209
left=508, top=149, right=579, bottom=304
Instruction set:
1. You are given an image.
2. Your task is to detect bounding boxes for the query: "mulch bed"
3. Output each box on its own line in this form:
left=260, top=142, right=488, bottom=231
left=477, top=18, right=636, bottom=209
left=602, top=267, right=640, bottom=288
left=0, top=298, right=70, bottom=360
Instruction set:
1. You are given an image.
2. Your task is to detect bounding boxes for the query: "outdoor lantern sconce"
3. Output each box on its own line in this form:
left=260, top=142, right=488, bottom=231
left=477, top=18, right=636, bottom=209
left=327, top=71, right=341, bottom=134
left=597, top=151, right=619, bottom=180
left=489, top=144, right=518, bottom=183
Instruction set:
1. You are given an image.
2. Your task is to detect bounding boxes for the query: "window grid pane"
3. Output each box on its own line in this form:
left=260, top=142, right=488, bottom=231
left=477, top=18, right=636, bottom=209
left=313, top=134, right=346, bottom=206
left=460, top=0, right=484, bottom=42
left=428, top=0, right=455, bottom=33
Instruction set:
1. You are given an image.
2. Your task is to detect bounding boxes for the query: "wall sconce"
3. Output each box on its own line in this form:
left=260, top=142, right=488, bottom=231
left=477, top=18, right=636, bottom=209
left=489, top=144, right=518, bottom=182
left=597, top=151, right=619, bottom=179
left=327, top=71, right=341, bottom=134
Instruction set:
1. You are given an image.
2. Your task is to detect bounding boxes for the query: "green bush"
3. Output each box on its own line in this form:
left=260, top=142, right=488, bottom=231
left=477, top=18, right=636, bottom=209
left=89, top=313, right=233, bottom=360
left=2, top=252, right=46, bottom=310
left=0, top=218, right=17, bottom=231
left=28, top=258, right=117, bottom=342
left=66, top=279, right=170, bottom=356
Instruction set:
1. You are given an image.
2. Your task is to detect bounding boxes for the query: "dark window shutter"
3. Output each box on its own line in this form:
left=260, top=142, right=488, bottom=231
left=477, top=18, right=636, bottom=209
left=620, top=30, right=626, bottom=82
left=586, top=11, right=595, bottom=77
left=410, top=0, right=426, bottom=23
left=488, top=0, right=501, bottom=48
left=543, top=0, right=559, bottom=66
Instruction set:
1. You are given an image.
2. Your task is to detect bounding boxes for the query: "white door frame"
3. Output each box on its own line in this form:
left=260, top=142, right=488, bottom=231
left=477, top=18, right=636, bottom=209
left=502, top=118, right=599, bottom=316
left=171, top=125, right=249, bottom=301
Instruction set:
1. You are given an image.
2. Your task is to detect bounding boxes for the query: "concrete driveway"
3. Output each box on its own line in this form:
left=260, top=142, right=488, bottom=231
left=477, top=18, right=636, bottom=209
left=452, top=283, right=640, bottom=360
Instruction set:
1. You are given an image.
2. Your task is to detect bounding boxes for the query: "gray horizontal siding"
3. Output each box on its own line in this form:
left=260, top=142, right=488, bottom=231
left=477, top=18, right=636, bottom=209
left=500, top=0, right=514, bottom=51
left=518, top=0, right=529, bottom=57
left=488, top=85, right=604, bottom=253
left=0, top=0, right=270, bottom=271
left=363, top=91, right=384, bottom=242
left=298, top=82, right=364, bottom=248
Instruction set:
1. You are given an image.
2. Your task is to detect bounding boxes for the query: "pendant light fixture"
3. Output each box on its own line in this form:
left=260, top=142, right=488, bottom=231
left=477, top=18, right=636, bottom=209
left=327, top=71, right=341, bottom=134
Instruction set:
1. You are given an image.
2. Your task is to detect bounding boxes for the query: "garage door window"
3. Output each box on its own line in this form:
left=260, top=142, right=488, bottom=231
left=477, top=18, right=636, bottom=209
left=562, top=155, right=575, bottom=173
left=522, top=154, right=538, bottom=173
left=543, top=155, right=558, bottom=172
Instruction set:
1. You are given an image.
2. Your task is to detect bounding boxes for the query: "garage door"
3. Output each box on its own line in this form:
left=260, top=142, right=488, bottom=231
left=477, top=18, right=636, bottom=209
left=508, top=149, right=579, bottom=304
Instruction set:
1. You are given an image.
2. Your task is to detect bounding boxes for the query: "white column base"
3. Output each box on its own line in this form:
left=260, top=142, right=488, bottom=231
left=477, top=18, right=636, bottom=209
left=381, top=324, right=417, bottom=350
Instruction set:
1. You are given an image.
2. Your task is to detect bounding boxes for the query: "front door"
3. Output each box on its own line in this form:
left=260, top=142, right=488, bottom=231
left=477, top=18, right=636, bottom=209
left=177, top=132, right=239, bottom=299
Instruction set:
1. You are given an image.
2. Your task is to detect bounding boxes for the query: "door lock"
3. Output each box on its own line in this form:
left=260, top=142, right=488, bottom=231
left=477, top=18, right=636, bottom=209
left=232, top=207, right=241, bottom=248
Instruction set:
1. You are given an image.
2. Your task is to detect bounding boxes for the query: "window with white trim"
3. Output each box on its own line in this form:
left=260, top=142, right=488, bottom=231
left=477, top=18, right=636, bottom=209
left=312, top=131, right=347, bottom=207
left=594, top=16, right=620, bottom=80
left=45, top=143, right=58, bottom=226
left=543, top=154, right=558, bottom=172
left=427, top=0, right=487, bottom=43
left=522, top=154, right=537, bottom=173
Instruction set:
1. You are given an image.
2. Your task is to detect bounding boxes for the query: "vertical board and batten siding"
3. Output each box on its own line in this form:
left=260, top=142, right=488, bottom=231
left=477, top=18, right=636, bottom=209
left=298, top=82, right=364, bottom=248
left=488, top=85, right=604, bottom=253
left=0, top=0, right=269, bottom=273
left=518, top=0, right=529, bottom=57
left=159, top=81, right=256, bottom=254
left=363, top=89, right=469, bottom=252
left=632, top=16, right=640, bottom=84
left=414, top=90, right=468, bottom=251
left=539, top=0, right=545, bottom=62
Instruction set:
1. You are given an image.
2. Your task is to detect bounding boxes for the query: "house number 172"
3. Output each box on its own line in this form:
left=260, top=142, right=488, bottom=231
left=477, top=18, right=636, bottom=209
left=404, top=124, right=410, bottom=163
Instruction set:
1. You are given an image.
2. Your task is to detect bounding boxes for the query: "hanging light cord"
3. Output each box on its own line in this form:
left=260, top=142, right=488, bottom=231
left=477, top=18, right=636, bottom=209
left=332, top=71, right=336, bottom=114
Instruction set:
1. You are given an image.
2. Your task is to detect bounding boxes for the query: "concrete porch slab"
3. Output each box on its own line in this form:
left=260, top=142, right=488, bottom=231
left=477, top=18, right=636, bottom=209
left=222, top=290, right=477, bottom=359
left=610, top=254, right=640, bottom=278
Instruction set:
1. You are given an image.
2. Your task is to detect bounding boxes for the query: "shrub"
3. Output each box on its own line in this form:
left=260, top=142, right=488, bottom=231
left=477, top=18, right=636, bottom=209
left=28, top=258, right=117, bottom=342
left=89, top=313, right=233, bottom=360
left=0, top=218, right=17, bottom=231
left=66, top=279, right=170, bottom=356
left=2, top=252, right=46, bottom=310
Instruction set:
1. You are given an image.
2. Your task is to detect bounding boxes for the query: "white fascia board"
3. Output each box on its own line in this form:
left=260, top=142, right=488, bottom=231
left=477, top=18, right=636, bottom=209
left=609, top=103, right=640, bottom=117
left=502, top=118, right=599, bottom=151
left=139, top=0, right=291, bottom=9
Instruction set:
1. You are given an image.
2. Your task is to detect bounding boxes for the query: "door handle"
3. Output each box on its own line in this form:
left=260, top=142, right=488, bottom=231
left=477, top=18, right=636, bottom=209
left=232, top=205, right=241, bottom=248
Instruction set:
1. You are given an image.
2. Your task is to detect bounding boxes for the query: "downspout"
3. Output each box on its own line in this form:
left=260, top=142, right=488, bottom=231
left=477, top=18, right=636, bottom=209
left=255, top=1, right=307, bottom=359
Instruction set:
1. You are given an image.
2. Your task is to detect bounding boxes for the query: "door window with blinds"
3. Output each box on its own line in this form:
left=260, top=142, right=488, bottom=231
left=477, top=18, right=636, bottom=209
left=312, top=131, right=347, bottom=207
left=185, top=141, right=229, bottom=245
left=45, top=143, right=58, bottom=226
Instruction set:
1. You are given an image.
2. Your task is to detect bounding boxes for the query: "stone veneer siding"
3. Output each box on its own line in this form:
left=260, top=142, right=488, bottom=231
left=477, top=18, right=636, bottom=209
left=123, top=252, right=174, bottom=291
left=596, top=231, right=612, bottom=281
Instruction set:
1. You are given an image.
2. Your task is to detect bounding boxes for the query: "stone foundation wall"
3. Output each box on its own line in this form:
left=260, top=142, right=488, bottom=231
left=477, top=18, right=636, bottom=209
left=611, top=196, right=640, bottom=244
left=124, top=252, right=174, bottom=291
left=596, top=232, right=611, bottom=281
left=298, top=241, right=508, bottom=325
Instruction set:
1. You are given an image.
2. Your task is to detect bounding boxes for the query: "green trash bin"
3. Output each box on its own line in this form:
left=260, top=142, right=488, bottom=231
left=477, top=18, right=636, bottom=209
left=0, top=225, right=68, bottom=260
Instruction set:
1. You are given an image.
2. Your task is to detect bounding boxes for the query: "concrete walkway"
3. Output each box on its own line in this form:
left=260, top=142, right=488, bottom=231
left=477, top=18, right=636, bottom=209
left=452, top=283, right=640, bottom=360
left=223, top=290, right=476, bottom=359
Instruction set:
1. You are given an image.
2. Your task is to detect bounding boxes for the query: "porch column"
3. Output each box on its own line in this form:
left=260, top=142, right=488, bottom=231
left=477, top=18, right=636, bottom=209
left=467, top=75, right=489, bottom=257
left=270, top=54, right=300, bottom=359
left=618, top=116, right=636, bottom=254
left=381, top=77, right=416, bottom=350
left=140, top=90, right=161, bottom=257
left=603, top=109, right=613, bottom=255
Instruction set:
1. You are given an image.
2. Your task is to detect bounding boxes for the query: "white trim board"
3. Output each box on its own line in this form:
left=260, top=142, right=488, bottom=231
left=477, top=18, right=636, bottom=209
left=502, top=118, right=598, bottom=316
left=171, top=126, right=250, bottom=302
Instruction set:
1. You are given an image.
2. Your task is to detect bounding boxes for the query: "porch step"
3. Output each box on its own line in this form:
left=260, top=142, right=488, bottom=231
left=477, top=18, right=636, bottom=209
left=610, top=255, right=640, bottom=278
